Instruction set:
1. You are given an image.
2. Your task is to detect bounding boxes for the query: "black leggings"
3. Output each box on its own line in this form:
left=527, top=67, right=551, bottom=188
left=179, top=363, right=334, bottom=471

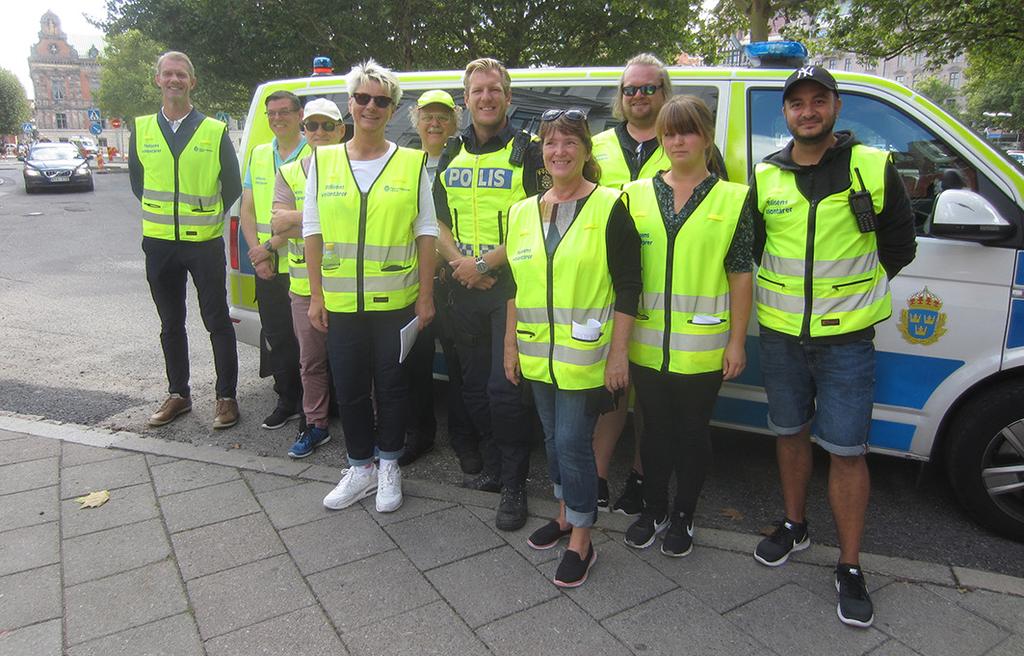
left=632, top=364, right=723, bottom=518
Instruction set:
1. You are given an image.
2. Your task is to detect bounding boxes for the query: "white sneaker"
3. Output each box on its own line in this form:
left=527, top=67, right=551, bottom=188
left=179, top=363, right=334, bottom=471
left=376, top=459, right=403, bottom=513
left=323, top=464, right=377, bottom=510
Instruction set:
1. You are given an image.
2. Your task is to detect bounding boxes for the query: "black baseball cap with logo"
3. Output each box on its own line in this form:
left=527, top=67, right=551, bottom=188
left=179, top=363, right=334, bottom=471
left=783, top=66, right=839, bottom=100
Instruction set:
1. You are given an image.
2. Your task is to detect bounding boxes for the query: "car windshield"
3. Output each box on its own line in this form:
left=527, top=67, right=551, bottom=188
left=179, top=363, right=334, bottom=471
left=31, top=146, right=81, bottom=161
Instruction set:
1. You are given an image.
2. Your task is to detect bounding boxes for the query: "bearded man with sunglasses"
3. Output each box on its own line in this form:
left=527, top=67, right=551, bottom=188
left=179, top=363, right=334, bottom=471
left=434, top=58, right=549, bottom=531
left=240, top=90, right=312, bottom=436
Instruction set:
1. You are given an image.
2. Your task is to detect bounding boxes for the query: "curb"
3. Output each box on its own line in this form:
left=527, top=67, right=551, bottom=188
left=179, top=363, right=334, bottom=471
left=1, top=410, right=1021, bottom=598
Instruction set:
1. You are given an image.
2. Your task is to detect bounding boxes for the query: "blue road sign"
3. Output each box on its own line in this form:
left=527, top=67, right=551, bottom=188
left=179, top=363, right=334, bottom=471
left=21, top=122, right=33, bottom=133
left=215, top=111, right=230, bottom=123
left=89, top=121, right=103, bottom=136
left=87, top=108, right=101, bottom=121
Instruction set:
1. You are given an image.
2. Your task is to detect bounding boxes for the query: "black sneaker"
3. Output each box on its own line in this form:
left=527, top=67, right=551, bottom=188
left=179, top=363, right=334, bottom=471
left=457, top=449, right=483, bottom=475
left=261, top=407, right=301, bottom=430
left=397, top=438, right=435, bottom=467
left=597, top=477, right=610, bottom=512
left=527, top=520, right=572, bottom=550
left=754, top=518, right=810, bottom=567
left=495, top=487, right=528, bottom=531
left=835, top=563, right=874, bottom=628
left=463, top=472, right=501, bottom=493
left=660, top=511, right=693, bottom=557
left=624, top=509, right=669, bottom=549
left=612, top=471, right=644, bottom=516
left=553, top=544, right=596, bottom=588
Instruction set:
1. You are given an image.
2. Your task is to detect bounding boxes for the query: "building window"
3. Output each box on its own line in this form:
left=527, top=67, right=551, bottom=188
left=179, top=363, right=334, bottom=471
left=828, top=58, right=837, bottom=69
left=844, top=58, right=852, bottom=71
left=52, top=80, right=64, bottom=102
left=915, top=53, right=924, bottom=67
left=55, top=113, right=68, bottom=129
left=895, top=74, right=905, bottom=85
left=950, top=71, right=962, bottom=88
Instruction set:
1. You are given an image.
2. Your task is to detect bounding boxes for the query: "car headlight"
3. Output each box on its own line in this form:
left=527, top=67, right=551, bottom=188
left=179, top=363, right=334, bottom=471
left=74, top=163, right=90, bottom=176
left=24, top=168, right=41, bottom=177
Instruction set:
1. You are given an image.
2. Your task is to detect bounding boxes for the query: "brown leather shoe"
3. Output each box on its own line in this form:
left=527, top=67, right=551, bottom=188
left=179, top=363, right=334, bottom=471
left=213, top=398, right=240, bottom=429
left=149, top=394, right=192, bottom=427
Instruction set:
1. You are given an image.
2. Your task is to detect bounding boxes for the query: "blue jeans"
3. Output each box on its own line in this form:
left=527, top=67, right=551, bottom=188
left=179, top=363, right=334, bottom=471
left=530, top=382, right=599, bottom=528
left=759, top=330, right=875, bottom=456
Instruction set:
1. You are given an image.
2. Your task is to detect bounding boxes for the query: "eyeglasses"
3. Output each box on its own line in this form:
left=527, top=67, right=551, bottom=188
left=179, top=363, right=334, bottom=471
left=541, top=108, right=587, bottom=122
left=352, top=93, right=394, bottom=108
left=265, top=109, right=298, bottom=118
left=303, top=119, right=338, bottom=132
left=419, top=112, right=452, bottom=124
left=621, top=84, right=663, bottom=97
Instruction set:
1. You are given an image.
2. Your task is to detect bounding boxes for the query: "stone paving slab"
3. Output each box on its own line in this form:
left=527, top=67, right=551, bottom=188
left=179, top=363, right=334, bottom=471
left=59, top=481, right=161, bottom=538
left=59, top=454, right=150, bottom=499
left=203, top=606, right=348, bottom=656
left=160, top=479, right=261, bottom=533
left=384, top=505, right=504, bottom=570
left=343, top=600, right=489, bottom=656
left=65, top=613, right=204, bottom=656
left=279, top=509, right=396, bottom=576
left=0, top=564, right=61, bottom=631
left=61, top=441, right=130, bottom=467
left=0, top=435, right=61, bottom=464
left=476, top=597, right=626, bottom=656
left=150, top=459, right=240, bottom=496
left=0, top=618, right=63, bottom=656
left=0, top=522, right=60, bottom=577
left=0, top=485, right=59, bottom=532
left=0, top=457, right=59, bottom=495
left=171, top=512, right=286, bottom=581
left=255, top=480, right=335, bottom=529
left=925, top=583, right=1024, bottom=634
left=62, top=518, right=172, bottom=586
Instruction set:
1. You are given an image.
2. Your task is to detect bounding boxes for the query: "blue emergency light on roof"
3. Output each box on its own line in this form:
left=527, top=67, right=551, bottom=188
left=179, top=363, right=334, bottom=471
left=312, top=56, right=334, bottom=76
left=745, top=41, right=808, bottom=69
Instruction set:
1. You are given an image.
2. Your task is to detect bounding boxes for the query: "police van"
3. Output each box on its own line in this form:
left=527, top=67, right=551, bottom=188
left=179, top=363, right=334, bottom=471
left=229, top=51, right=1024, bottom=540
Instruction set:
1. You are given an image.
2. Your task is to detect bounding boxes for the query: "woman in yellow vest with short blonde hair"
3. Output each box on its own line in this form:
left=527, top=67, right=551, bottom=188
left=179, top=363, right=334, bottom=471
left=503, top=109, right=641, bottom=588
left=623, top=95, right=753, bottom=557
left=302, top=61, right=438, bottom=515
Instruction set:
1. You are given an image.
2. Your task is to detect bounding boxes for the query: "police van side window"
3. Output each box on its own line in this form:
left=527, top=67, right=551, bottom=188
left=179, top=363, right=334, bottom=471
left=748, top=89, right=1018, bottom=235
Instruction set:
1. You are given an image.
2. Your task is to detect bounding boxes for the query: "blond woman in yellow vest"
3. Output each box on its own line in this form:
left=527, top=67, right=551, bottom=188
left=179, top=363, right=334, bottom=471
left=302, top=61, right=438, bottom=514
left=504, top=110, right=641, bottom=587
left=622, top=96, right=753, bottom=557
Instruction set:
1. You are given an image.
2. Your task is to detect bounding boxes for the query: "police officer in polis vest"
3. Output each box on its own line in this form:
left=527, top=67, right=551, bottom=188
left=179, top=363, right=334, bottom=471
left=434, top=58, right=549, bottom=531
left=240, top=90, right=311, bottom=434
left=129, top=51, right=242, bottom=430
left=749, top=66, right=917, bottom=628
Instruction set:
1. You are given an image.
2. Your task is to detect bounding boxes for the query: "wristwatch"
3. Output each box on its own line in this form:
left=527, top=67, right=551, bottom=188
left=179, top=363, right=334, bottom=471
left=475, top=256, right=490, bottom=274
left=262, top=239, right=275, bottom=252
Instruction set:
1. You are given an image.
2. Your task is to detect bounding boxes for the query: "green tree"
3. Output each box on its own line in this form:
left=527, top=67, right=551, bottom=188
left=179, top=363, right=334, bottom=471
left=914, top=76, right=959, bottom=114
left=0, top=68, right=31, bottom=135
left=964, top=50, right=1024, bottom=133
left=96, top=30, right=163, bottom=130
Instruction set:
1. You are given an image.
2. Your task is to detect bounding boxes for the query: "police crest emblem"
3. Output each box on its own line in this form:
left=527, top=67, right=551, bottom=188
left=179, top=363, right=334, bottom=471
left=899, top=287, right=947, bottom=345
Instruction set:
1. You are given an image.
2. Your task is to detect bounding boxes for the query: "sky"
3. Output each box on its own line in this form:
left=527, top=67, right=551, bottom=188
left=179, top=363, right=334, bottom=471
left=1, top=2, right=108, bottom=100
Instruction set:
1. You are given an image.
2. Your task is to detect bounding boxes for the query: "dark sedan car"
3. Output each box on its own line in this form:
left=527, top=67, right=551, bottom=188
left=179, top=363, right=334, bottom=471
left=22, top=143, right=95, bottom=193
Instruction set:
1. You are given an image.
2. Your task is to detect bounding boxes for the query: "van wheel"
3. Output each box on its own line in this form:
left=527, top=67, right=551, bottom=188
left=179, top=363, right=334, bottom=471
left=946, top=381, right=1024, bottom=541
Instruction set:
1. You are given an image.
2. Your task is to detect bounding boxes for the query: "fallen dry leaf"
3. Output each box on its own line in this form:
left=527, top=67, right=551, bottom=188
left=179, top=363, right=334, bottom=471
left=719, top=507, right=744, bottom=521
left=75, top=490, right=110, bottom=509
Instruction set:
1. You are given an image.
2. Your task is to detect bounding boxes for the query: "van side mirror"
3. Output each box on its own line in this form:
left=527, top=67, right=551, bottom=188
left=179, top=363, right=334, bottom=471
left=926, top=189, right=1015, bottom=242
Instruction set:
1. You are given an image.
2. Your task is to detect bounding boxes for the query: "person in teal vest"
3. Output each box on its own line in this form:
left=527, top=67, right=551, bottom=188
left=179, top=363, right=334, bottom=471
left=303, top=61, right=438, bottom=514
left=240, top=90, right=310, bottom=434
left=621, top=95, right=753, bottom=558
left=128, top=51, right=241, bottom=430
left=750, top=66, right=917, bottom=628
left=268, top=98, right=345, bottom=459
left=504, top=109, right=641, bottom=587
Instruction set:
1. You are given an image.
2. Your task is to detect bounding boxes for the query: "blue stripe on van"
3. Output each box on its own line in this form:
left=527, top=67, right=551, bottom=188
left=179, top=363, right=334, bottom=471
left=1008, top=299, right=1024, bottom=349
left=1015, top=251, right=1024, bottom=286
left=865, top=419, right=916, bottom=451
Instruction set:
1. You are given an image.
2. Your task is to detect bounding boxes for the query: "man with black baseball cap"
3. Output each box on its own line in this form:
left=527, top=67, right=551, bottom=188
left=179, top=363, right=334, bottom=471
left=747, top=66, right=917, bottom=627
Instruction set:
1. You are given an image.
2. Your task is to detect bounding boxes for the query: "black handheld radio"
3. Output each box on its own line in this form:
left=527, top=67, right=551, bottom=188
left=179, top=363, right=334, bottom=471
left=848, top=167, right=878, bottom=233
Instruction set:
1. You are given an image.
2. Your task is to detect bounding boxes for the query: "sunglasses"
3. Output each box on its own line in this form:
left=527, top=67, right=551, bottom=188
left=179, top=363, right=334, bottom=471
left=541, top=108, right=587, bottom=122
left=303, top=119, right=338, bottom=132
left=352, top=93, right=394, bottom=108
left=622, top=84, right=663, bottom=97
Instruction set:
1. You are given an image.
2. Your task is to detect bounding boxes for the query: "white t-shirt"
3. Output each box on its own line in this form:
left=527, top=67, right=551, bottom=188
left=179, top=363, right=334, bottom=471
left=302, top=142, right=438, bottom=239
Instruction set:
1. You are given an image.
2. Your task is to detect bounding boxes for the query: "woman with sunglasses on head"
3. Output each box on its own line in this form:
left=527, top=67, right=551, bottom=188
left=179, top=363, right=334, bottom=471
left=622, top=95, right=753, bottom=557
left=268, top=98, right=345, bottom=460
left=303, top=61, right=438, bottom=514
left=503, top=109, right=641, bottom=587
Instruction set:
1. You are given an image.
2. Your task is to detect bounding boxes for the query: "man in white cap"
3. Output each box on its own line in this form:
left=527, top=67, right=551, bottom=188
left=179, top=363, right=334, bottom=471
left=268, top=98, right=345, bottom=458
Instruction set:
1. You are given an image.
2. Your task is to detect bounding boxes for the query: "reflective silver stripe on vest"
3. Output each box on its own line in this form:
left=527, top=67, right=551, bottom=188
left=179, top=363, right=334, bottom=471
left=762, top=252, right=879, bottom=279
left=515, top=305, right=614, bottom=326
left=142, top=210, right=223, bottom=226
left=288, top=266, right=308, bottom=279
left=256, top=222, right=271, bottom=234
left=320, top=267, right=418, bottom=293
left=325, top=242, right=416, bottom=263
left=760, top=253, right=805, bottom=278
left=754, top=285, right=805, bottom=314
left=143, top=189, right=221, bottom=207
left=756, top=274, right=889, bottom=315
left=289, top=241, right=304, bottom=256
left=641, top=292, right=730, bottom=315
left=632, top=326, right=730, bottom=352
left=517, top=339, right=609, bottom=367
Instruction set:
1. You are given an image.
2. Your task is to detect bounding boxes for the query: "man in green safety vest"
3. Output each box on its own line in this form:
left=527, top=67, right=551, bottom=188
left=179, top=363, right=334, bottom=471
left=129, top=51, right=242, bottom=430
left=240, top=90, right=311, bottom=434
left=748, top=66, right=917, bottom=628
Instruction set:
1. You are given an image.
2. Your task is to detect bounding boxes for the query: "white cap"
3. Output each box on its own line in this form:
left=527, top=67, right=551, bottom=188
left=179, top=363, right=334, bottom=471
left=302, top=98, right=342, bottom=120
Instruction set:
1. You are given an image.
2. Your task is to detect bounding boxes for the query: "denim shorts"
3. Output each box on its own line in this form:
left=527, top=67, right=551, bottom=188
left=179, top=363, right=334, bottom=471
left=758, top=330, right=875, bottom=456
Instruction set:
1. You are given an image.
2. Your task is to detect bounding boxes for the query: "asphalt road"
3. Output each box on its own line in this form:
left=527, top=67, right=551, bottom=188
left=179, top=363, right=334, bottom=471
left=1, top=162, right=1022, bottom=578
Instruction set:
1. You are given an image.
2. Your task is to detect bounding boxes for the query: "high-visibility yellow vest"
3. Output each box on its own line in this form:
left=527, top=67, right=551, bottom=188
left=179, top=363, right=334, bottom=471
left=592, top=127, right=669, bottom=189
left=278, top=158, right=310, bottom=296
left=754, top=145, right=892, bottom=338
left=314, top=144, right=425, bottom=313
left=250, top=141, right=311, bottom=273
left=135, top=114, right=226, bottom=242
left=506, top=186, right=622, bottom=390
left=438, top=134, right=528, bottom=257
left=626, top=177, right=748, bottom=374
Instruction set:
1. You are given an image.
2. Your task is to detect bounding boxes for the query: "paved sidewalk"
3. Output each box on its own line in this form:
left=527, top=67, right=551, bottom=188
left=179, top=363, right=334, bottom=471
left=1, top=416, right=1023, bottom=656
